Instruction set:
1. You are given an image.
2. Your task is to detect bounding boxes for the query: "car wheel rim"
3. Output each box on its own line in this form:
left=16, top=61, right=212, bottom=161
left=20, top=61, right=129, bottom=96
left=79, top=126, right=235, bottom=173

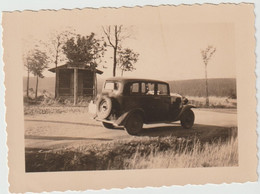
left=131, top=119, right=141, bottom=129
left=99, top=100, right=109, bottom=117
left=100, top=101, right=107, bottom=112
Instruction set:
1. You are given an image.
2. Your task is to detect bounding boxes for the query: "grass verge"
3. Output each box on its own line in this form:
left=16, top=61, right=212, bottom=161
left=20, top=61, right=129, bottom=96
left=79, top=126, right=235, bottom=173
left=25, top=127, right=238, bottom=172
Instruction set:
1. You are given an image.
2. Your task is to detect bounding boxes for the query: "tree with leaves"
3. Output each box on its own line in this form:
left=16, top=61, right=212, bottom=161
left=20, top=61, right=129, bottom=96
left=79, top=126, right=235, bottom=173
left=201, top=45, right=216, bottom=107
left=62, top=33, right=105, bottom=99
left=22, top=38, right=43, bottom=98
left=28, top=49, right=49, bottom=99
left=102, top=25, right=133, bottom=77
left=118, top=48, right=139, bottom=76
left=63, top=33, right=105, bottom=67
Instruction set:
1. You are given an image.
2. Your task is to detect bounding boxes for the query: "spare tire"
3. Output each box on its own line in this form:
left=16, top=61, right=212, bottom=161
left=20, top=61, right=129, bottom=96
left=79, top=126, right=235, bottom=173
left=96, top=96, right=112, bottom=119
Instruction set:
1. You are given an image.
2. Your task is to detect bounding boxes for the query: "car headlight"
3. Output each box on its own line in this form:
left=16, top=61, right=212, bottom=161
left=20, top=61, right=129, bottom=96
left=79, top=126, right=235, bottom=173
left=182, top=97, right=188, bottom=105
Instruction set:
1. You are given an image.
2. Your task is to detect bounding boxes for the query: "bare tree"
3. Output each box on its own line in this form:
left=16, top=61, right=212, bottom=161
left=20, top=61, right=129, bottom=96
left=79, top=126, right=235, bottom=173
left=43, top=29, right=75, bottom=98
left=201, top=45, right=216, bottom=107
left=102, top=25, right=131, bottom=77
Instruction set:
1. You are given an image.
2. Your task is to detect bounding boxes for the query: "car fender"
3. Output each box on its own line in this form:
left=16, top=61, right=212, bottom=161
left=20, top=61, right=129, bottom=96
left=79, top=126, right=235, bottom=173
left=114, top=108, right=145, bottom=126
left=177, top=104, right=196, bottom=120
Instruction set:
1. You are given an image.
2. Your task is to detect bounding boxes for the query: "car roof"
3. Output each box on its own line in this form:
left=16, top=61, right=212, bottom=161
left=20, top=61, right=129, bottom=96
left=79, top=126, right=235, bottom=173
left=105, top=77, right=168, bottom=84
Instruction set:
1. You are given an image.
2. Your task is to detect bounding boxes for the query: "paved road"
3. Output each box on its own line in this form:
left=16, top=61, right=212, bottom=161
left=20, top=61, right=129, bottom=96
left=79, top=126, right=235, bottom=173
left=24, top=108, right=237, bottom=150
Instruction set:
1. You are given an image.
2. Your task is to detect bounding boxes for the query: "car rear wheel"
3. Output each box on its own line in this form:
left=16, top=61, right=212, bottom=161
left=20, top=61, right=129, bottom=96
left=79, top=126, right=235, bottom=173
left=124, top=113, right=143, bottom=135
left=97, top=96, right=112, bottom=119
left=102, top=122, right=115, bottom=129
left=180, top=109, right=195, bottom=129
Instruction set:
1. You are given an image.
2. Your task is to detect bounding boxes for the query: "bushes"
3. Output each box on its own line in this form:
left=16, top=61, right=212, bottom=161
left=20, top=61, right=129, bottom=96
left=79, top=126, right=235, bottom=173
left=187, top=96, right=237, bottom=108
left=23, top=89, right=93, bottom=107
left=23, top=89, right=93, bottom=115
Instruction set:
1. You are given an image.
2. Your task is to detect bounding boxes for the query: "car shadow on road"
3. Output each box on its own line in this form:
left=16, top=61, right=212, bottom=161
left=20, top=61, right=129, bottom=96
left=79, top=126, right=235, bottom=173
left=25, top=135, right=113, bottom=141
left=25, top=119, right=101, bottom=127
left=138, top=124, right=237, bottom=142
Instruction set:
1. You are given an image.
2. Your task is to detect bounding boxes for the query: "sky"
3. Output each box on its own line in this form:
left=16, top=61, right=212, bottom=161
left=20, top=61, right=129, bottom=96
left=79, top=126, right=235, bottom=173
left=4, top=6, right=236, bottom=81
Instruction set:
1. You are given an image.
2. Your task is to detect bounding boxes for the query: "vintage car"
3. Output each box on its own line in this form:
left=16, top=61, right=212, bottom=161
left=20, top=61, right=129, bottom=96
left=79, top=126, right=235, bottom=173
left=91, top=77, right=195, bottom=135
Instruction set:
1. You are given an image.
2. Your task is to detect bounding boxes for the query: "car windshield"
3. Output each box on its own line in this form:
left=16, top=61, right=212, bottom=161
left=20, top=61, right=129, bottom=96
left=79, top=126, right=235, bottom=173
left=103, top=81, right=121, bottom=92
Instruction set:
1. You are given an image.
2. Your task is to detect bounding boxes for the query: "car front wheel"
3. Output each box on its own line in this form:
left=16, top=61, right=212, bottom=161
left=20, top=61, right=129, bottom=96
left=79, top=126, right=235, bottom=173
left=180, top=109, right=195, bottom=129
left=97, top=96, right=112, bottom=119
left=124, top=113, right=143, bottom=135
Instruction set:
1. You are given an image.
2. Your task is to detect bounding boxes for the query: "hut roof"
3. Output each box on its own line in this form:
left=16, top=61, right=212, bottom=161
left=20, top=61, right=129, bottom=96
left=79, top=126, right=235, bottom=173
left=48, top=64, right=103, bottom=74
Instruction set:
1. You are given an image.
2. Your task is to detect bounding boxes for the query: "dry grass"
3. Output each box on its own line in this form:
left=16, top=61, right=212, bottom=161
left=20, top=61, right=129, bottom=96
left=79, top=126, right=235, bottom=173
left=187, top=96, right=237, bottom=108
left=23, top=106, right=88, bottom=115
left=126, top=136, right=238, bottom=169
left=25, top=127, right=238, bottom=172
left=23, top=90, right=91, bottom=115
left=23, top=89, right=92, bottom=108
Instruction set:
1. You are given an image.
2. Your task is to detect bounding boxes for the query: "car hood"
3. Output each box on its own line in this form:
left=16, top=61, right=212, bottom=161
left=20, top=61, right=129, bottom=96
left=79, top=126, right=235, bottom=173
left=170, top=93, right=184, bottom=103
left=170, top=93, right=182, bottom=98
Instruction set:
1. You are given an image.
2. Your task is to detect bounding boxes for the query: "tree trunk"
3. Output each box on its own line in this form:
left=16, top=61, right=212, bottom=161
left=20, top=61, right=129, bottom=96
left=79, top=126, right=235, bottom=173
left=205, top=64, right=209, bottom=107
left=35, top=75, right=38, bottom=100
left=113, top=48, right=117, bottom=77
left=26, top=68, right=30, bottom=97
left=73, top=68, right=78, bottom=105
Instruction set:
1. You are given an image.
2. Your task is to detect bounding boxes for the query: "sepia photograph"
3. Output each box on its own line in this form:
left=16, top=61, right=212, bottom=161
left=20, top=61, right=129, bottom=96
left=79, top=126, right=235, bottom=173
left=21, top=7, right=238, bottom=172
left=2, top=3, right=257, bottom=192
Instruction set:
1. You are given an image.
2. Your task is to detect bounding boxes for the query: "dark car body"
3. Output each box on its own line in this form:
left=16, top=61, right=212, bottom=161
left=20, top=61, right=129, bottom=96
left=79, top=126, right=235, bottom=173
left=94, top=77, right=195, bottom=135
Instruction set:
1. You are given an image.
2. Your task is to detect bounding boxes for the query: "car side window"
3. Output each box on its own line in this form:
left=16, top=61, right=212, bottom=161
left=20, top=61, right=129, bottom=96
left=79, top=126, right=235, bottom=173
left=130, top=83, right=139, bottom=95
left=141, top=82, right=155, bottom=95
left=157, top=83, right=169, bottom=95
left=104, top=81, right=120, bottom=91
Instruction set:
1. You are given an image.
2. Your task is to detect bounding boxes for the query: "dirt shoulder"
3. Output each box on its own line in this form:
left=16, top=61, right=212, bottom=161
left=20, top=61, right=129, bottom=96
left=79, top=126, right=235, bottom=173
left=24, top=106, right=237, bottom=151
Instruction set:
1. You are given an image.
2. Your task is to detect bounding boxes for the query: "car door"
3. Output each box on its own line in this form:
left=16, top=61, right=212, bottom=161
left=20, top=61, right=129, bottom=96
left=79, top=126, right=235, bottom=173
left=140, top=82, right=162, bottom=122
left=155, top=83, right=171, bottom=121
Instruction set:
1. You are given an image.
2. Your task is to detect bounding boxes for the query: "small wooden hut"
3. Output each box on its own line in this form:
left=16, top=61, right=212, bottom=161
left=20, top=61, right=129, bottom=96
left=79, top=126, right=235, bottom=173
left=49, top=64, right=103, bottom=104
